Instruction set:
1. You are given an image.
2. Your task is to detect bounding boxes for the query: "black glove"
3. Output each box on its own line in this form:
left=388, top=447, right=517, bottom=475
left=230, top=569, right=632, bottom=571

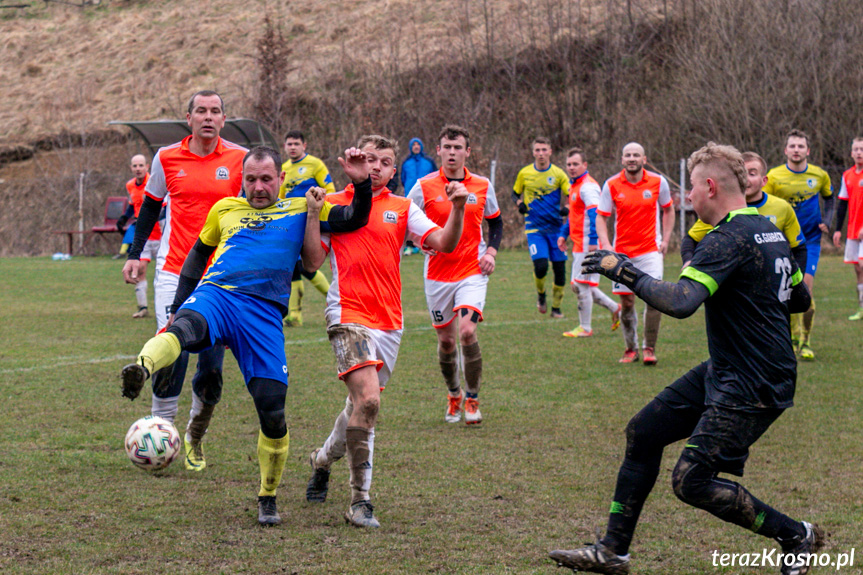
left=559, top=205, right=569, bottom=217
left=582, top=250, right=639, bottom=287
left=517, top=202, right=528, bottom=215
left=116, top=214, right=129, bottom=232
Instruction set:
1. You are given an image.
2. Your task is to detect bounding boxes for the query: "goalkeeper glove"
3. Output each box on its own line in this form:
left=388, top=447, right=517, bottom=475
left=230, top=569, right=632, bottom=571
left=582, top=250, right=640, bottom=288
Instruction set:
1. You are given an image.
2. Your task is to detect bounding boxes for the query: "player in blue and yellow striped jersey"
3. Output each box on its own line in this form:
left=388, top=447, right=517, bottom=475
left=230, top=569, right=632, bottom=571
left=279, top=130, right=336, bottom=327
left=513, top=137, right=570, bottom=317
left=765, top=130, right=835, bottom=360
left=121, top=146, right=372, bottom=527
left=682, top=152, right=807, bottom=271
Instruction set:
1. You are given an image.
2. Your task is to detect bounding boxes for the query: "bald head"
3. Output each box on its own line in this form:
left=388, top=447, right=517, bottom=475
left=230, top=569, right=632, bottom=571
left=621, top=142, right=646, bottom=178
left=130, top=154, right=149, bottom=182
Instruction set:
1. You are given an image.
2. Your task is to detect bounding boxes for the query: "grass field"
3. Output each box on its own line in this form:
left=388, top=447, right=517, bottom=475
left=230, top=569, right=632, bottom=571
left=0, top=251, right=861, bottom=574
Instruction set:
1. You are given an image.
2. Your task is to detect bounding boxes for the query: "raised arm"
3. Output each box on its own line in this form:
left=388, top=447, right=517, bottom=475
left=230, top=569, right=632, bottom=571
left=424, top=182, right=469, bottom=253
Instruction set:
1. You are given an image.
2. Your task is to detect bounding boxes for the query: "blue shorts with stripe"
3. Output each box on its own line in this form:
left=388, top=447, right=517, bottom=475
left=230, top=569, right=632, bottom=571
left=179, top=283, right=288, bottom=386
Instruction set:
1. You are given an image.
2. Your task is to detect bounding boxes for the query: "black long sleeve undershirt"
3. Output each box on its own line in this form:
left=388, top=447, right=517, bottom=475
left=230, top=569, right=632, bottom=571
left=835, top=198, right=848, bottom=233
left=486, top=215, right=503, bottom=251
left=326, top=177, right=373, bottom=233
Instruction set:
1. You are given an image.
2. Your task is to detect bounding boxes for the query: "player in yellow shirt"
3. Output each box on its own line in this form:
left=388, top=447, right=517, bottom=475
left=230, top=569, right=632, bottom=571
left=279, top=130, right=336, bottom=326
left=764, top=130, right=834, bottom=360
left=512, top=137, right=570, bottom=318
left=682, top=152, right=807, bottom=272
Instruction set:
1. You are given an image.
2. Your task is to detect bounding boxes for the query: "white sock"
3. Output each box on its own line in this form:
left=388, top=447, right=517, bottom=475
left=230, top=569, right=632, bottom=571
left=576, top=283, right=593, bottom=331
left=317, top=396, right=352, bottom=469
left=135, top=280, right=148, bottom=308
left=151, top=395, right=179, bottom=423
left=857, top=283, right=863, bottom=307
left=591, top=286, right=618, bottom=311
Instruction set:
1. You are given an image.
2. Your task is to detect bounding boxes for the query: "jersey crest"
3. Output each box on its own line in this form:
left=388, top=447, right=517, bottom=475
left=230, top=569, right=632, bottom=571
left=383, top=210, right=398, bottom=224
left=215, top=166, right=230, bottom=180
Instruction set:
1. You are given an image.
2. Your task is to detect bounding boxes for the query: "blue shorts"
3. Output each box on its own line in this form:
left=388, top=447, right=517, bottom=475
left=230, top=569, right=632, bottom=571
left=123, top=223, right=136, bottom=245
left=527, top=232, right=567, bottom=262
left=804, top=238, right=821, bottom=277
left=179, top=283, right=288, bottom=386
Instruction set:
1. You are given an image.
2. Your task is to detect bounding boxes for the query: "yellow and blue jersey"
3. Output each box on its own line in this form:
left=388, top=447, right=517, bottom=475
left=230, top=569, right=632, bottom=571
left=764, top=163, right=832, bottom=241
left=279, top=154, right=335, bottom=199
left=513, top=163, right=569, bottom=235
left=198, top=197, right=334, bottom=313
left=687, top=193, right=804, bottom=248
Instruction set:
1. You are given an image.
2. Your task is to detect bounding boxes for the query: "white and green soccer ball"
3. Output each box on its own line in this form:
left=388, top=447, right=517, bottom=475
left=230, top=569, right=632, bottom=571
left=124, top=415, right=181, bottom=471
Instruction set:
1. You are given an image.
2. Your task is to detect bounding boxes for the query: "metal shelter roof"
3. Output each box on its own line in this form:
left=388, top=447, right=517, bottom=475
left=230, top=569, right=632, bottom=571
left=108, top=118, right=279, bottom=157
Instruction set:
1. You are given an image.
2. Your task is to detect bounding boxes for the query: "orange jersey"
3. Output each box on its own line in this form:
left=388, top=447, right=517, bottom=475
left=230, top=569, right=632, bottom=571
left=408, top=168, right=500, bottom=282
left=145, top=136, right=247, bottom=274
left=565, top=172, right=601, bottom=252
left=126, top=173, right=161, bottom=241
left=598, top=169, right=672, bottom=258
left=839, top=166, right=863, bottom=239
left=323, top=185, right=441, bottom=330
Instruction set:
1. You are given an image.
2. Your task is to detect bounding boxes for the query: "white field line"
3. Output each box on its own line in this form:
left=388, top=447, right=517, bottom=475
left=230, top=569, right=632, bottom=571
left=0, top=318, right=546, bottom=375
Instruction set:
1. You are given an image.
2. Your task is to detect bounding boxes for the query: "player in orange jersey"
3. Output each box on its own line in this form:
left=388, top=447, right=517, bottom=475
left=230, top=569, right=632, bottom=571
left=116, top=154, right=161, bottom=318
left=121, top=90, right=247, bottom=472
left=557, top=147, right=621, bottom=338
left=304, top=134, right=469, bottom=528
left=833, top=137, right=863, bottom=320
left=407, top=124, right=502, bottom=425
left=597, top=142, right=675, bottom=365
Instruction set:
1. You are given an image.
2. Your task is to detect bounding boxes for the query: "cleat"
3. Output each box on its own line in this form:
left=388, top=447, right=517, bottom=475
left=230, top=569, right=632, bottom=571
left=537, top=292, right=548, bottom=314
left=120, top=362, right=149, bottom=400
left=563, top=326, right=593, bottom=338
left=549, top=540, right=630, bottom=574
left=132, top=307, right=149, bottom=319
left=618, top=349, right=639, bottom=364
left=283, top=313, right=303, bottom=328
left=799, top=343, right=815, bottom=361
left=445, top=391, right=464, bottom=423
left=780, top=522, right=825, bottom=575
left=849, top=309, right=863, bottom=321
left=344, top=500, right=380, bottom=528
left=184, top=437, right=206, bottom=471
left=306, top=448, right=330, bottom=503
left=550, top=308, right=565, bottom=319
left=464, top=397, right=482, bottom=425
left=257, top=495, right=281, bottom=526
left=611, top=304, right=621, bottom=331
left=642, top=347, right=657, bottom=366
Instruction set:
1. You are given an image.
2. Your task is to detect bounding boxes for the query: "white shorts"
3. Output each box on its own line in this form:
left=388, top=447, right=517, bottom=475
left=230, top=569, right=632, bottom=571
left=613, top=251, right=663, bottom=295
left=570, top=251, right=599, bottom=287
left=327, top=323, right=402, bottom=388
left=424, top=274, right=489, bottom=328
left=844, top=239, right=863, bottom=264
left=140, top=239, right=160, bottom=263
left=154, top=270, right=179, bottom=332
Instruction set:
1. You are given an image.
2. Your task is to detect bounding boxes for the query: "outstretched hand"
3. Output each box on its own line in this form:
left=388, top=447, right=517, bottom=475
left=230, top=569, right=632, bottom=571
left=338, top=147, right=370, bottom=183
left=582, top=249, right=638, bottom=286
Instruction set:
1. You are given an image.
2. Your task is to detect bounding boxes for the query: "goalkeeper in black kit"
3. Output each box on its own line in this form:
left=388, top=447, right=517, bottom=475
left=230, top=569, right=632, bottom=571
left=549, top=143, right=822, bottom=575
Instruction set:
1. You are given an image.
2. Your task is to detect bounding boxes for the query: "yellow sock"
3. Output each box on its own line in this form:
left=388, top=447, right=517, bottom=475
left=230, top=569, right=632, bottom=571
left=137, top=332, right=181, bottom=375
left=534, top=274, right=546, bottom=295
left=288, top=280, right=304, bottom=320
left=119, top=243, right=129, bottom=255
left=789, top=313, right=802, bottom=342
left=309, top=270, right=330, bottom=295
left=258, top=429, right=290, bottom=497
left=802, top=300, right=815, bottom=343
left=552, top=284, right=565, bottom=309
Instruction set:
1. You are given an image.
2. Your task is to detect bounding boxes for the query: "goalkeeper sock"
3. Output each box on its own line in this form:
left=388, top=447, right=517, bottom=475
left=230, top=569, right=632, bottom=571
left=534, top=274, right=546, bottom=296
left=552, top=284, right=565, bottom=310
left=137, top=332, right=181, bottom=376
left=258, top=429, right=290, bottom=497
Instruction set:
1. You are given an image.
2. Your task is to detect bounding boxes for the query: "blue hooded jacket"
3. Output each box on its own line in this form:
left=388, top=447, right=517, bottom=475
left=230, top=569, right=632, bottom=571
left=400, top=138, right=437, bottom=195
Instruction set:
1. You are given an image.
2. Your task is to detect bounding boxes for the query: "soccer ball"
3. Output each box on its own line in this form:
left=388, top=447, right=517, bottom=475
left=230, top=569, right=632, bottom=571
left=124, top=415, right=181, bottom=471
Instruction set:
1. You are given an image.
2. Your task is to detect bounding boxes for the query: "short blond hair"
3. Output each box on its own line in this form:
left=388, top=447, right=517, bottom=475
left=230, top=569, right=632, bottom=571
left=357, top=134, right=399, bottom=158
left=687, top=142, right=747, bottom=195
